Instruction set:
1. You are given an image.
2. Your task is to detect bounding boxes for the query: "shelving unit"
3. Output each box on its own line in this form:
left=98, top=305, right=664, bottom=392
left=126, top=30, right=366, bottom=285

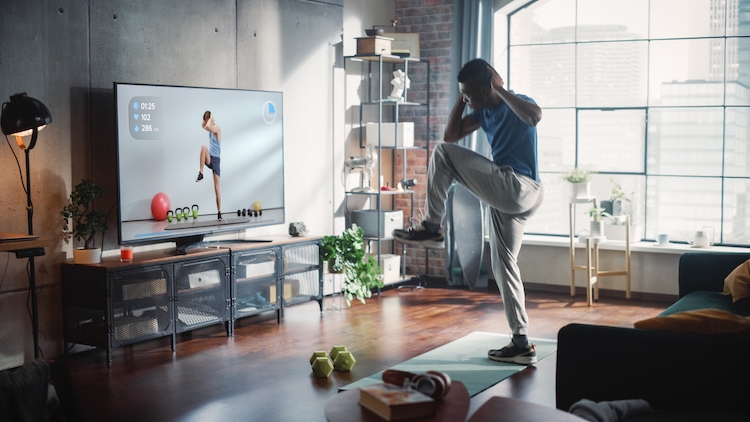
left=61, top=236, right=322, bottom=366
left=343, top=53, right=430, bottom=286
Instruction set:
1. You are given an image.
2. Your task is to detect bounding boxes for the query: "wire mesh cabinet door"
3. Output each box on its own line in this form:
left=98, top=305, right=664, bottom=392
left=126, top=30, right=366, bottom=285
left=281, top=241, right=323, bottom=314
left=109, top=264, right=174, bottom=350
left=231, top=248, right=281, bottom=324
left=173, top=254, right=231, bottom=335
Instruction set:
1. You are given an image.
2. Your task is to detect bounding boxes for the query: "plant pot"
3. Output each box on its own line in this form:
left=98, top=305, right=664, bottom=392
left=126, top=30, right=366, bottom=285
left=590, top=221, right=604, bottom=238
left=73, top=248, right=101, bottom=264
left=604, top=224, right=641, bottom=242
left=570, top=182, right=591, bottom=199
left=327, top=259, right=344, bottom=274
left=600, top=200, right=625, bottom=216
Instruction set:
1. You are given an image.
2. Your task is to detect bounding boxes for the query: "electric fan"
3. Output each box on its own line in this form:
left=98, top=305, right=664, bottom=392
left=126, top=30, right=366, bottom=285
left=342, top=146, right=378, bottom=192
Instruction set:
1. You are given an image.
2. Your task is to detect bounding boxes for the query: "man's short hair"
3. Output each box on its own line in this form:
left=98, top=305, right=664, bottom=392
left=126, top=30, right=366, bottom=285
left=457, top=58, right=492, bottom=87
left=203, top=110, right=212, bottom=122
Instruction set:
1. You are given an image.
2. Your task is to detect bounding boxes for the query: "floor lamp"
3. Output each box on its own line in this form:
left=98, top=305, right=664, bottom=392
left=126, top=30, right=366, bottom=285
left=1, top=92, right=52, bottom=359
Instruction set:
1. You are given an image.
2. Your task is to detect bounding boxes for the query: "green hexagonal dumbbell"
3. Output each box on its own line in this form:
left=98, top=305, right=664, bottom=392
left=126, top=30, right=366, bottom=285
left=333, top=350, right=356, bottom=371
left=311, top=356, right=334, bottom=378
left=309, top=350, right=330, bottom=365
left=329, top=345, right=347, bottom=361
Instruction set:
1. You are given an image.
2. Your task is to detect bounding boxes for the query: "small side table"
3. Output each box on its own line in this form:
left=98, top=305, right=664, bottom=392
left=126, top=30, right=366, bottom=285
left=0, top=236, right=47, bottom=358
left=569, top=199, right=631, bottom=306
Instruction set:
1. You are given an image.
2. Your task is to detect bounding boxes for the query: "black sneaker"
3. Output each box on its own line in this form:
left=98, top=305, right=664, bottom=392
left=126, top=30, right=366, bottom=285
left=392, top=221, right=444, bottom=249
left=488, top=342, right=537, bottom=365
left=217, top=212, right=223, bottom=221
left=196, top=172, right=204, bottom=182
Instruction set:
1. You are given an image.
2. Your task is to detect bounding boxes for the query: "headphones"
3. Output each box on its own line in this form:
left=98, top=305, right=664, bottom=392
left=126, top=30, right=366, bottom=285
left=382, top=369, right=452, bottom=400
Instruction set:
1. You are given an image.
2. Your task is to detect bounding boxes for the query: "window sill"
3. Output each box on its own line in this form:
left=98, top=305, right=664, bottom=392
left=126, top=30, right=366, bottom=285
left=516, top=234, right=750, bottom=255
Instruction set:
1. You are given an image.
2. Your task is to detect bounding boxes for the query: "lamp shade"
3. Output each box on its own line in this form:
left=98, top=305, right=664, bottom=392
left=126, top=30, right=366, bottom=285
left=1, top=93, right=52, bottom=137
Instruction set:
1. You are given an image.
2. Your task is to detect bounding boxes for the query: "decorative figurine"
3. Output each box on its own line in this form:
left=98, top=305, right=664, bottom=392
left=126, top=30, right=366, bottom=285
left=387, top=69, right=410, bottom=101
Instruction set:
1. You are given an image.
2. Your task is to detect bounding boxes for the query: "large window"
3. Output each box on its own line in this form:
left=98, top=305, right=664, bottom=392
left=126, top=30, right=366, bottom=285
left=500, top=0, right=750, bottom=245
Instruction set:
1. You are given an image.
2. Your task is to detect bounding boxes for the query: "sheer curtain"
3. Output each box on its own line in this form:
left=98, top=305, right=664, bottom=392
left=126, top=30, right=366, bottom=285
left=444, top=0, right=494, bottom=286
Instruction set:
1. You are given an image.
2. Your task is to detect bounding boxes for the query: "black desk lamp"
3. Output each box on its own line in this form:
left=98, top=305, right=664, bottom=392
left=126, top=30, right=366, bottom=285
left=1, top=92, right=52, bottom=359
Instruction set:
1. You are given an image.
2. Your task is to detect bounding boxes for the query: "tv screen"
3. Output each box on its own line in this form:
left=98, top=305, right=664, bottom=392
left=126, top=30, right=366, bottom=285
left=114, top=82, right=285, bottom=246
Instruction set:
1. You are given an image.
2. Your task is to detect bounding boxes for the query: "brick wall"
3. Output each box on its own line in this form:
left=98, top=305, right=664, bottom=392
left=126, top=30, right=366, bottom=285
left=394, top=0, right=453, bottom=276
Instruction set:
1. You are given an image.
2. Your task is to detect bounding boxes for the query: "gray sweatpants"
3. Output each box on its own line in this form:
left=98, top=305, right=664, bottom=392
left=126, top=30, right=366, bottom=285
left=425, top=142, right=544, bottom=336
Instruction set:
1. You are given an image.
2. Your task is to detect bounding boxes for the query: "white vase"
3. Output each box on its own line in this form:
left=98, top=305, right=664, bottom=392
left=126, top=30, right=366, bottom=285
left=73, top=248, right=101, bottom=264
left=571, top=182, right=591, bottom=199
left=590, top=221, right=604, bottom=238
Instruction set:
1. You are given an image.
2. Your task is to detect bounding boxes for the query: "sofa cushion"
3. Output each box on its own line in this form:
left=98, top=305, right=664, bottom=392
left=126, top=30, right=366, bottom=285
left=635, top=308, right=750, bottom=335
left=724, top=259, right=750, bottom=304
left=658, top=290, right=750, bottom=317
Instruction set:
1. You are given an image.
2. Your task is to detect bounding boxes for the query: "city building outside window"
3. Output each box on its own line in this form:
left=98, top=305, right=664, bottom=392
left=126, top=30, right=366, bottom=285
left=496, top=0, right=750, bottom=245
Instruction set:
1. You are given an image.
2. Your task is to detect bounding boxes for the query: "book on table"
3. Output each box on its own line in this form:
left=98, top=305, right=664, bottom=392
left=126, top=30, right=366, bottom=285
left=358, top=383, right=436, bottom=421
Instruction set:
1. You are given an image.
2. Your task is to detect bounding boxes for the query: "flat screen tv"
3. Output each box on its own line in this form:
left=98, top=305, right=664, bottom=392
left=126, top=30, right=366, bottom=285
left=114, top=82, right=285, bottom=250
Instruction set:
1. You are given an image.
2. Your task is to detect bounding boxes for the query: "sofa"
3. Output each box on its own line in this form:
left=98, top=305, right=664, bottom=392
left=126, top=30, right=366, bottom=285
left=556, top=252, right=750, bottom=421
left=0, top=359, right=83, bottom=422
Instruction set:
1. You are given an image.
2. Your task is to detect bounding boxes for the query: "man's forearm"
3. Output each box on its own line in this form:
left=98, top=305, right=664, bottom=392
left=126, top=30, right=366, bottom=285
left=444, top=95, right=468, bottom=143
left=495, top=86, right=541, bottom=127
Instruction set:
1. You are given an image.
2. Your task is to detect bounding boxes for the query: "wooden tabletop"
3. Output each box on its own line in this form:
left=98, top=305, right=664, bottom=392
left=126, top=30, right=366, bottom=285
left=467, top=396, right=587, bottom=422
left=325, top=381, right=470, bottom=422
left=0, top=238, right=48, bottom=253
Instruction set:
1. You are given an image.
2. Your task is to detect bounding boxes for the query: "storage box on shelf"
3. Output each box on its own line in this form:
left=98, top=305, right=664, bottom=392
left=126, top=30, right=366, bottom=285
left=365, top=122, right=414, bottom=148
left=351, top=209, right=403, bottom=239
left=367, top=253, right=401, bottom=284
left=355, top=36, right=393, bottom=56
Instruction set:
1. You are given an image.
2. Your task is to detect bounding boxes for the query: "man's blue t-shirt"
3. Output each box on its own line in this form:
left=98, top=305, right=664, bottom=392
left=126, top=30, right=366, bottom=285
left=470, top=91, right=539, bottom=182
left=209, top=131, right=220, bottom=157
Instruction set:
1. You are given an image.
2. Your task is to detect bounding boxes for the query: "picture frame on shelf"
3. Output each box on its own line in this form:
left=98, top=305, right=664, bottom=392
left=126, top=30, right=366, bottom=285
left=389, top=33, right=420, bottom=59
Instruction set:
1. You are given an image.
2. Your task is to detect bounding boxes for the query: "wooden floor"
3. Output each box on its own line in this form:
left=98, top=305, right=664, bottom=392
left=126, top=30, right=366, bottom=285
left=62, top=282, right=672, bottom=422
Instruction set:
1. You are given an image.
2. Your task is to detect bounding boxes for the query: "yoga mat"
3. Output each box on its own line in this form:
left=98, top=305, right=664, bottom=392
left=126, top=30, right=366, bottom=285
left=340, top=331, right=557, bottom=397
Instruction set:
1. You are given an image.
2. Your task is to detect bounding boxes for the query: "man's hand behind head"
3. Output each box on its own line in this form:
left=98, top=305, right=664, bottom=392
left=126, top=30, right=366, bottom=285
left=487, top=66, right=504, bottom=91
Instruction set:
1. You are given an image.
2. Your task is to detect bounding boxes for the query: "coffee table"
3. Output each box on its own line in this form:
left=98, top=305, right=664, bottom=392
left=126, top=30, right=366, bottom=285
left=467, top=396, right=587, bottom=422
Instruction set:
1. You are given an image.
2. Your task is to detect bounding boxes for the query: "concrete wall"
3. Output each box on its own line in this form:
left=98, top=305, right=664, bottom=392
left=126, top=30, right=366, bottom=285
left=0, top=0, right=346, bottom=370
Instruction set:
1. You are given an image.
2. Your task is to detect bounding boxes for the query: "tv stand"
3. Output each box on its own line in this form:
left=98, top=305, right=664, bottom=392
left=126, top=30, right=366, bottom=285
left=61, top=235, right=323, bottom=366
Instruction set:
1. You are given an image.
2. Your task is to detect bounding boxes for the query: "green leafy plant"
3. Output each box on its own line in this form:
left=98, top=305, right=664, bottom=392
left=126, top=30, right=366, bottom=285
left=561, top=168, right=597, bottom=183
left=320, top=224, right=384, bottom=306
left=61, top=179, right=107, bottom=249
left=588, top=206, right=612, bottom=223
left=608, top=178, right=633, bottom=202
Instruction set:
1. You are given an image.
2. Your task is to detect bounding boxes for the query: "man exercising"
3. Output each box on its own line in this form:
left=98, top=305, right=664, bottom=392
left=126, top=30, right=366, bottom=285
left=197, top=110, right=222, bottom=220
left=393, top=58, right=544, bottom=364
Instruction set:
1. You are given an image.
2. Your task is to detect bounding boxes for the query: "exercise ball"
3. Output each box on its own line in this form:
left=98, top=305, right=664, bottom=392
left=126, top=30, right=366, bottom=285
left=151, top=192, right=171, bottom=221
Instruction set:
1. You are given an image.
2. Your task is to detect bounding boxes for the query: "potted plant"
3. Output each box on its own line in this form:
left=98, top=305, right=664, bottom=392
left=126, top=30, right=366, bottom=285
left=61, top=179, right=108, bottom=264
left=320, top=224, right=384, bottom=306
left=600, top=178, right=632, bottom=218
left=588, top=204, right=612, bottom=238
left=600, top=179, right=641, bottom=241
left=561, top=168, right=596, bottom=199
